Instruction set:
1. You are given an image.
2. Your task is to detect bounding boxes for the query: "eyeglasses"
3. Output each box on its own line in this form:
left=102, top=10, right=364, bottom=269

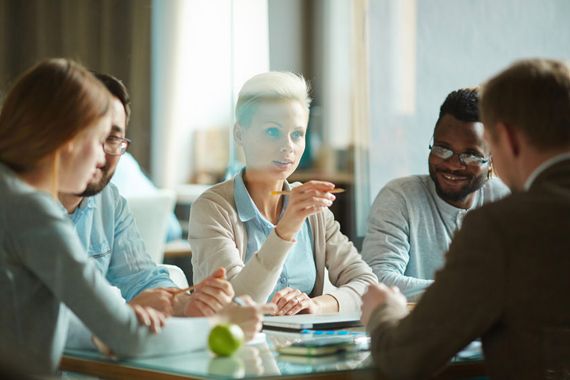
left=429, top=144, right=490, bottom=167
left=103, top=136, right=131, bottom=156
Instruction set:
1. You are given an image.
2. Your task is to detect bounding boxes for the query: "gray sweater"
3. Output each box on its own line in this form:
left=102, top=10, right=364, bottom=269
left=361, top=175, right=509, bottom=299
left=0, top=163, right=210, bottom=375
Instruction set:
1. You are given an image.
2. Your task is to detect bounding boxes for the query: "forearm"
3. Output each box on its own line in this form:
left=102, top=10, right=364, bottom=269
left=363, top=238, right=430, bottom=298
left=312, top=294, right=339, bottom=314
left=65, top=311, right=97, bottom=350
left=376, top=271, right=433, bottom=299
left=322, top=211, right=378, bottom=311
left=230, top=252, right=288, bottom=303
left=227, top=230, right=294, bottom=303
left=111, top=317, right=211, bottom=357
left=119, top=274, right=177, bottom=302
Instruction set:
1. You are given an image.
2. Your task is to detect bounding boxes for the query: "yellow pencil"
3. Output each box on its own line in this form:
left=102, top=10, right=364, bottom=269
left=270, top=188, right=346, bottom=196
left=173, top=286, right=194, bottom=296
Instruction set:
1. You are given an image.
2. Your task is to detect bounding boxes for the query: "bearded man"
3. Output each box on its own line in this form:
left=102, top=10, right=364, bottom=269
left=361, top=88, right=509, bottom=300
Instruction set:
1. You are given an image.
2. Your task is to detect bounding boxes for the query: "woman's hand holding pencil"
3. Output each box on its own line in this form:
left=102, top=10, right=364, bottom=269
left=274, top=181, right=339, bottom=242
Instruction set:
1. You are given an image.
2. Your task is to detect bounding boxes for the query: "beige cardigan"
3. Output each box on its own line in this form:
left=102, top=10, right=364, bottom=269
left=188, top=178, right=377, bottom=312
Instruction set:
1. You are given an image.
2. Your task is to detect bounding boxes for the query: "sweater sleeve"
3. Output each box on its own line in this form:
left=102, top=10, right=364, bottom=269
left=320, top=209, right=378, bottom=312
left=188, top=192, right=295, bottom=303
left=16, top=197, right=210, bottom=358
left=361, top=183, right=433, bottom=298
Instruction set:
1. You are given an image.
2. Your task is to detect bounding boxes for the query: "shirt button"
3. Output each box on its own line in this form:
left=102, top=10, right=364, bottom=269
left=280, top=277, right=286, bottom=283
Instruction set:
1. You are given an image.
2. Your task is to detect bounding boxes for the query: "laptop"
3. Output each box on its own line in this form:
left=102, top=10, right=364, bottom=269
left=263, top=312, right=362, bottom=331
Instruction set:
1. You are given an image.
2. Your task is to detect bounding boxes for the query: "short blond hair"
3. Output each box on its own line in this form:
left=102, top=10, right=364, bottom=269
left=480, top=59, right=570, bottom=149
left=235, top=71, right=311, bottom=126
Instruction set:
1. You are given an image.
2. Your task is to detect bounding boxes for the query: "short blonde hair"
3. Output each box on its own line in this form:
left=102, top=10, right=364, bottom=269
left=235, top=71, right=311, bottom=126
left=480, top=58, right=570, bottom=149
left=0, top=58, right=111, bottom=173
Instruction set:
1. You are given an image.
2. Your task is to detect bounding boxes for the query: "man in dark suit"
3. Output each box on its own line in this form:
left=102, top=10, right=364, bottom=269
left=361, top=58, right=570, bottom=380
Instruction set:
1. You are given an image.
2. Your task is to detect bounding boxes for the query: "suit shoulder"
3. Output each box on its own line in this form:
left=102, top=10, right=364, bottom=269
left=466, top=191, right=531, bottom=224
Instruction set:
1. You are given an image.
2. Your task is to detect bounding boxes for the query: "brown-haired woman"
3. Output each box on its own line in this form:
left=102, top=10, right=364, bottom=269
left=0, top=59, right=267, bottom=375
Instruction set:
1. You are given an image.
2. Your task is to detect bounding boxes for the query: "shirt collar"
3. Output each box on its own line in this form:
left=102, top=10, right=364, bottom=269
left=523, top=152, right=570, bottom=191
left=68, top=195, right=96, bottom=222
left=234, top=170, right=258, bottom=222
left=233, top=170, right=292, bottom=223
left=77, top=195, right=96, bottom=211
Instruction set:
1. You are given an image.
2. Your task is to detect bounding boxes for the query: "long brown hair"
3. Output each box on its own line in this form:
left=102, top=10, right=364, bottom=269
left=0, top=58, right=111, bottom=174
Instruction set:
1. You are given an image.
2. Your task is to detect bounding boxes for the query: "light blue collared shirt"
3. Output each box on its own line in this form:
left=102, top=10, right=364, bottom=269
left=234, top=171, right=316, bottom=301
left=68, top=183, right=175, bottom=301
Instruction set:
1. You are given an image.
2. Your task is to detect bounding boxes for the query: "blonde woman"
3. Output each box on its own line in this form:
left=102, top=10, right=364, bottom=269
left=0, top=59, right=267, bottom=375
left=190, top=72, right=377, bottom=316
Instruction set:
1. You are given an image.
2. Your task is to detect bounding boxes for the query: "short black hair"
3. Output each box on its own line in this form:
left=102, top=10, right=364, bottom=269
left=435, top=88, right=479, bottom=128
left=92, top=72, right=131, bottom=125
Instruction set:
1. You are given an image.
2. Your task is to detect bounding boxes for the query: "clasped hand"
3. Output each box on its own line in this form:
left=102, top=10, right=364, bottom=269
left=128, top=267, right=234, bottom=317
left=270, top=287, right=319, bottom=315
left=275, top=181, right=337, bottom=241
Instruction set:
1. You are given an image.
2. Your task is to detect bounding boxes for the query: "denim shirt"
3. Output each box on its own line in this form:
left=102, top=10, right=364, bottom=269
left=68, top=183, right=175, bottom=301
left=234, top=172, right=316, bottom=301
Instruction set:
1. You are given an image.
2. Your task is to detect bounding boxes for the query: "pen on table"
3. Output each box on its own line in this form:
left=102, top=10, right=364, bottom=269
left=271, top=188, right=346, bottom=196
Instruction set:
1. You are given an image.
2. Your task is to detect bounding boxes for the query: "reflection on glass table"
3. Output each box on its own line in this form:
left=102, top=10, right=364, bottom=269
left=62, top=330, right=484, bottom=379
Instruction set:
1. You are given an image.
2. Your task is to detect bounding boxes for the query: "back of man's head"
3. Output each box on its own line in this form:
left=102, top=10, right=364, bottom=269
left=480, top=59, right=570, bottom=150
left=435, top=88, right=480, bottom=129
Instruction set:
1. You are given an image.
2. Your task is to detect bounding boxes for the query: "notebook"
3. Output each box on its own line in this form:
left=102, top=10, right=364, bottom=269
left=263, top=312, right=362, bottom=331
left=277, top=336, right=358, bottom=356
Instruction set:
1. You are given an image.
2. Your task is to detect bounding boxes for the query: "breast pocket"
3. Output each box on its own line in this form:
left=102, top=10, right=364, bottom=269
left=87, top=241, right=111, bottom=274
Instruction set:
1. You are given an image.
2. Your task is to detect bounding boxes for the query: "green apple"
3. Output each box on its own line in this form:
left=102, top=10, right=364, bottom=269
left=208, top=324, right=244, bottom=356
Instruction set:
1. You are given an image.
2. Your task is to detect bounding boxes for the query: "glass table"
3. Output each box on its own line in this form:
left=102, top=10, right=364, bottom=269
left=61, top=330, right=485, bottom=379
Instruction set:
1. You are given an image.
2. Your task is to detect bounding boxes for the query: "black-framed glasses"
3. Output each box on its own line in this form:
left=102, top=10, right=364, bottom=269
left=429, top=144, right=490, bottom=167
left=103, top=136, right=131, bottom=156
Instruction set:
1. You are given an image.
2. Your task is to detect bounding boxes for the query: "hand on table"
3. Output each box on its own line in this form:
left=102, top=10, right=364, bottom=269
left=361, top=283, right=407, bottom=326
left=129, top=303, right=168, bottom=334
left=270, top=287, right=319, bottom=315
left=128, top=287, right=178, bottom=316
left=214, top=295, right=276, bottom=341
